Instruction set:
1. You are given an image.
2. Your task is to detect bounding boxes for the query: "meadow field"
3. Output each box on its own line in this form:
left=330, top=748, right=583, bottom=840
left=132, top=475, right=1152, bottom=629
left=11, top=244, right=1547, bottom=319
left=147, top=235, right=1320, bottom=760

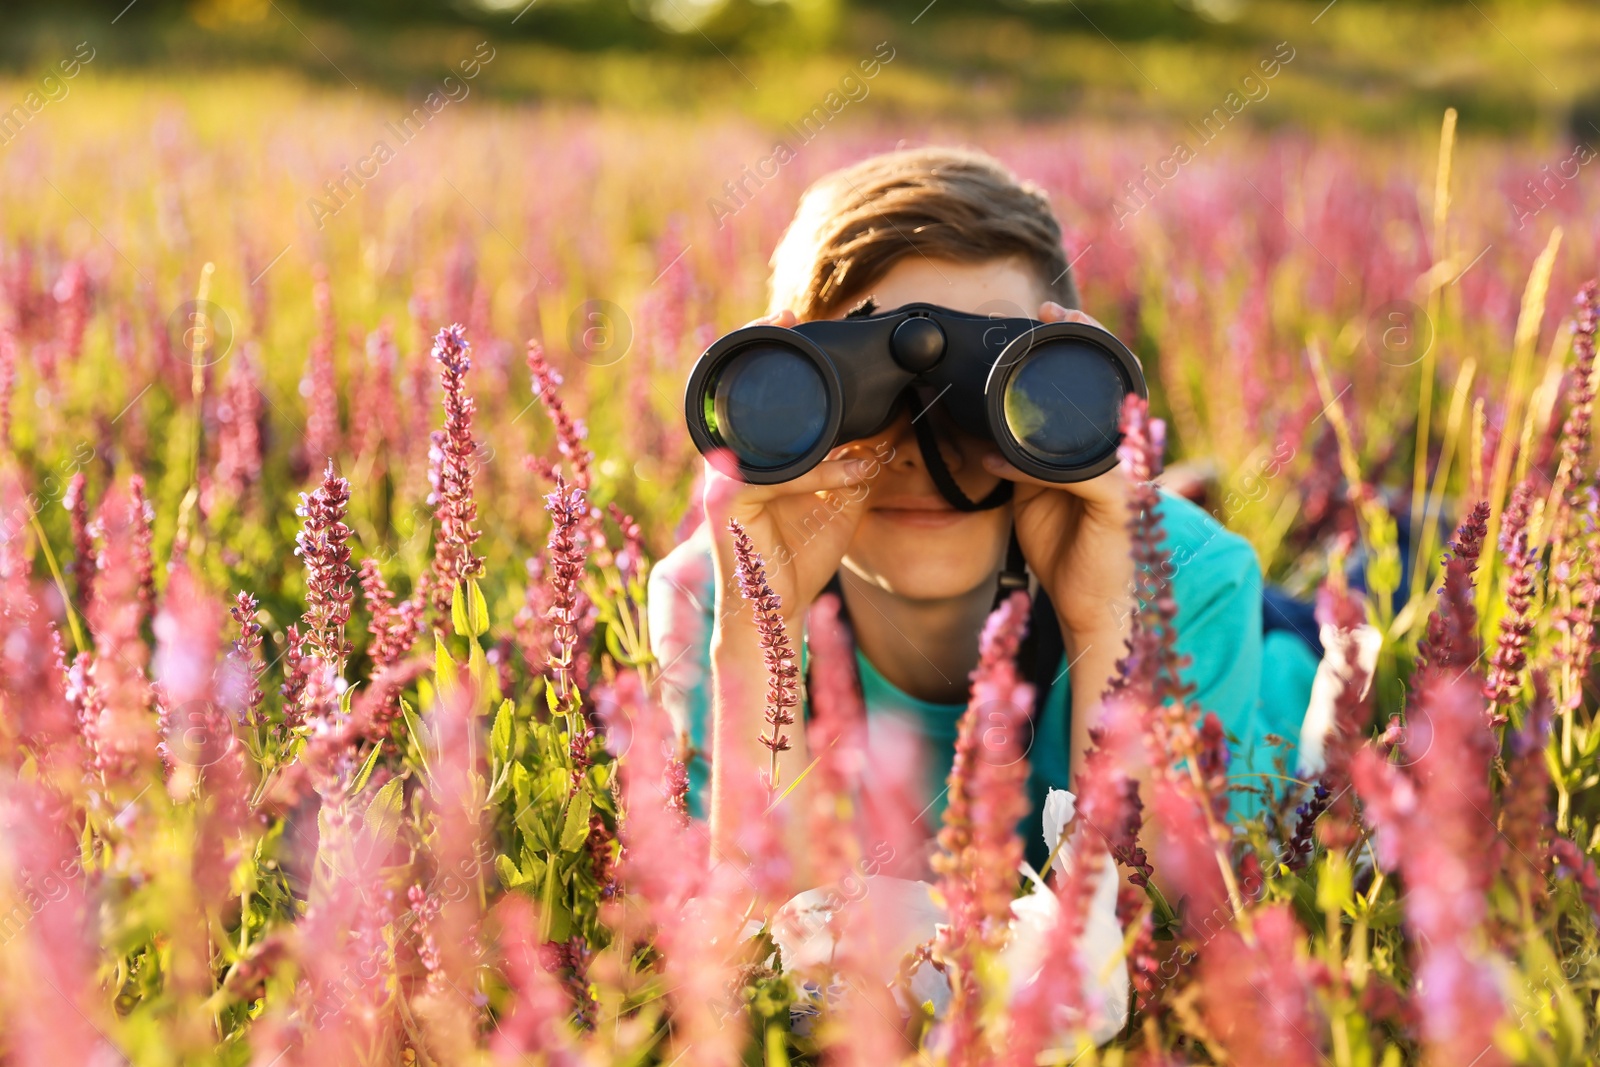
left=2, top=55, right=1600, bottom=1064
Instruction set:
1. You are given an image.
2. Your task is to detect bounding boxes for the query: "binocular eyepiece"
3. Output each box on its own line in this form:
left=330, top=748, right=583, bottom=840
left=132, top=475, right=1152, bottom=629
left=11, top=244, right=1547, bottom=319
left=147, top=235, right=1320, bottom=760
left=684, top=302, right=1146, bottom=485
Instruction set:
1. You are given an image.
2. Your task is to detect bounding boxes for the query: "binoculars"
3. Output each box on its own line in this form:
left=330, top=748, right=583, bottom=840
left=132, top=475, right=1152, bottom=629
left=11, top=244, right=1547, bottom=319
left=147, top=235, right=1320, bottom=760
left=684, top=303, right=1146, bottom=486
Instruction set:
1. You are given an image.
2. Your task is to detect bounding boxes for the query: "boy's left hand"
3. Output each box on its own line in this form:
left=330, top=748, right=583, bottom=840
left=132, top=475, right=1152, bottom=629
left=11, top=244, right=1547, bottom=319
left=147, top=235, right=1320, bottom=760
left=981, top=301, right=1136, bottom=644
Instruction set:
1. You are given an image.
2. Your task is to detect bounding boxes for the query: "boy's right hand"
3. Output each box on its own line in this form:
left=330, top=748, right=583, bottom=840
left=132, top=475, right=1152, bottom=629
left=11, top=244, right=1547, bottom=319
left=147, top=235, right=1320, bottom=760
left=701, top=310, right=877, bottom=632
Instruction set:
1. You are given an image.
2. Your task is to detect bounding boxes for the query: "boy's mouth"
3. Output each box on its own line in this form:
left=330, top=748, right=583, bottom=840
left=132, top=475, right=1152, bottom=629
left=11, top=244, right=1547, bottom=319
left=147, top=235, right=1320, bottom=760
left=870, top=495, right=967, bottom=529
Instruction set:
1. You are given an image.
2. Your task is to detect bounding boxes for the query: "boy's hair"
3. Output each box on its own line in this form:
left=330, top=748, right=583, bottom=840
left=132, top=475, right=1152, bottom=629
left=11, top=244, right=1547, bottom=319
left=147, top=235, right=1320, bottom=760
left=768, top=146, right=1079, bottom=320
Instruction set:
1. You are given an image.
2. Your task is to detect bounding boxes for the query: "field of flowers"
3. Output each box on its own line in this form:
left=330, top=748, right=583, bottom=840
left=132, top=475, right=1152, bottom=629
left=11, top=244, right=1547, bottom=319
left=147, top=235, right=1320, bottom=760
left=4, top=70, right=1600, bottom=1064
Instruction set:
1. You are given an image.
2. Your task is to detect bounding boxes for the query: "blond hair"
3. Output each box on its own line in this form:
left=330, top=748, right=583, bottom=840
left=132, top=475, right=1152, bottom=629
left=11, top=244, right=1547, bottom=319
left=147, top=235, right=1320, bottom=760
left=767, top=146, right=1078, bottom=320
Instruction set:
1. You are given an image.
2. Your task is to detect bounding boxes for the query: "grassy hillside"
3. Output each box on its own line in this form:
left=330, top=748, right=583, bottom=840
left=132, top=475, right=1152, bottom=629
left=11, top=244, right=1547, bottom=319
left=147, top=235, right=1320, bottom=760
left=0, top=0, right=1596, bottom=136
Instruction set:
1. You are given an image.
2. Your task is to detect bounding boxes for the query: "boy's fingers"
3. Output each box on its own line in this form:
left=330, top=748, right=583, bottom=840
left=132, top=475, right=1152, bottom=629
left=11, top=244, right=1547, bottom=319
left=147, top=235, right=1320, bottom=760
left=703, top=455, right=872, bottom=510
left=982, top=452, right=1128, bottom=504
left=1039, top=302, right=1107, bottom=332
left=741, top=308, right=800, bottom=329
left=981, top=452, right=1058, bottom=489
left=761, top=457, right=874, bottom=500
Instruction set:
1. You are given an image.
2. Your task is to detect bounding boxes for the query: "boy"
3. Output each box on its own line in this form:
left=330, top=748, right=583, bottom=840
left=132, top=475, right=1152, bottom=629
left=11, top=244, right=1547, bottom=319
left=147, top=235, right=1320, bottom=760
left=649, top=146, right=1319, bottom=873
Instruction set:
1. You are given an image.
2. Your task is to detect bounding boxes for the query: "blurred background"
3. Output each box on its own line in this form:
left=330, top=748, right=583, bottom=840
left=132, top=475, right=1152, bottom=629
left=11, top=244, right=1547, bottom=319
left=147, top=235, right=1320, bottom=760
left=2, top=0, right=1596, bottom=611
left=2, top=0, right=1596, bottom=134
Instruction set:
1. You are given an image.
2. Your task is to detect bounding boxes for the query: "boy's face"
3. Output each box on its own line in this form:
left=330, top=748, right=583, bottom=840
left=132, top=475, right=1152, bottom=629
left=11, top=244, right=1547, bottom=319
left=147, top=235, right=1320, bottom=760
left=820, top=256, right=1051, bottom=602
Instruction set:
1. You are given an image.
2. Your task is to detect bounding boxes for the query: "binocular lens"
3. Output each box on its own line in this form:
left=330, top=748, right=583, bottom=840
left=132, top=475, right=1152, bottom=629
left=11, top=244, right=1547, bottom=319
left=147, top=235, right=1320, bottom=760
left=1002, top=340, right=1126, bottom=467
left=707, top=344, right=830, bottom=470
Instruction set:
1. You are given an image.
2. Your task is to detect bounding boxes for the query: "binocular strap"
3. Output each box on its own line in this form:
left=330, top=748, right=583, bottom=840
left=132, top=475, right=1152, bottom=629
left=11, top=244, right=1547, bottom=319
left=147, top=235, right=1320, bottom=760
left=907, top=394, right=1030, bottom=598
left=909, top=402, right=1013, bottom=513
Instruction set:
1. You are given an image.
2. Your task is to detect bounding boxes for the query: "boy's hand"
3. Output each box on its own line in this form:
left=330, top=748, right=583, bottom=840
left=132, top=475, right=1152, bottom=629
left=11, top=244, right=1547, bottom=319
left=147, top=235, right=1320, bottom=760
left=980, top=301, right=1136, bottom=647
left=701, top=309, right=877, bottom=871
left=702, top=309, right=877, bottom=631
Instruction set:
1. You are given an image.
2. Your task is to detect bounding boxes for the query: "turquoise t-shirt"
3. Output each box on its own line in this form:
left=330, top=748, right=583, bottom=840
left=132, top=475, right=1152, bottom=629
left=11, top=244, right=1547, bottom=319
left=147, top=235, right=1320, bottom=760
left=647, top=490, right=1319, bottom=862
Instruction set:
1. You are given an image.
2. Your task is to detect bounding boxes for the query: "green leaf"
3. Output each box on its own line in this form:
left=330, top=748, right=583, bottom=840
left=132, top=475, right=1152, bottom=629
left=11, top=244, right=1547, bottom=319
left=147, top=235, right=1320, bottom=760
left=451, top=581, right=470, bottom=638
left=495, top=853, right=524, bottom=888
left=434, top=639, right=459, bottom=695
left=486, top=767, right=513, bottom=806
left=399, top=697, right=433, bottom=782
left=544, top=679, right=560, bottom=714
left=1317, top=852, right=1354, bottom=914
left=604, top=624, right=629, bottom=666
left=467, top=579, right=490, bottom=638
left=764, top=1021, right=791, bottom=1067
left=491, top=700, right=513, bottom=763
left=539, top=856, right=562, bottom=941
left=469, top=640, right=489, bottom=695
left=522, top=848, right=547, bottom=889
left=1146, top=881, right=1180, bottom=941
left=511, top=762, right=531, bottom=811
left=351, top=742, right=384, bottom=795
left=363, top=776, right=406, bottom=856
left=560, top=789, right=593, bottom=853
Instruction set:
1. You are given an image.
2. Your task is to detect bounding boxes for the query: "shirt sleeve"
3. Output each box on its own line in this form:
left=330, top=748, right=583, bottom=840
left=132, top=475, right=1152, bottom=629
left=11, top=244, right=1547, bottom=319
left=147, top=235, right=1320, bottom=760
left=1160, top=493, right=1287, bottom=805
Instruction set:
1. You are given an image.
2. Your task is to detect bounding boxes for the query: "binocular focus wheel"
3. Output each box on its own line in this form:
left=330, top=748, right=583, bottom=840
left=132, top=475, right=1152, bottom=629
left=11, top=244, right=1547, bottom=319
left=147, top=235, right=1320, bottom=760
left=890, top=317, right=946, bottom=372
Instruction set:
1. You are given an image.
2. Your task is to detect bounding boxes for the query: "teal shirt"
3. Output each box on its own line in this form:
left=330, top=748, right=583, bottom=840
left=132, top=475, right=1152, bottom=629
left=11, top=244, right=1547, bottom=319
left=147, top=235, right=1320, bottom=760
left=647, top=490, right=1319, bottom=858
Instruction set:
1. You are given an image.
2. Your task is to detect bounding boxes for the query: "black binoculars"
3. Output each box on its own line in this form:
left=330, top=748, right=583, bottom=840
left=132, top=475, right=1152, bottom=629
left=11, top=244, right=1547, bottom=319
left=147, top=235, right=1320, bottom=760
left=684, top=303, right=1146, bottom=486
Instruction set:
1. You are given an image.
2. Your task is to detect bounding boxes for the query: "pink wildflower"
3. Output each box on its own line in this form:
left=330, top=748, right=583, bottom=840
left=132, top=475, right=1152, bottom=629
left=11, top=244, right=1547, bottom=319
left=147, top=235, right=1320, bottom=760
left=86, top=482, right=156, bottom=785
left=62, top=646, right=105, bottom=777
left=0, top=315, right=15, bottom=443
left=210, top=342, right=264, bottom=506
left=301, top=262, right=341, bottom=466
left=607, top=501, right=645, bottom=584
left=1146, top=773, right=1230, bottom=938
left=526, top=339, right=592, bottom=491
left=52, top=259, right=90, bottom=366
left=1549, top=836, right=1600, bottom=928
left=514, top=554, right=554, bottom=677
left=931, top=590, right=1033, bottom=1065
left=1116, top=395, right=1239, bottom=907
left=222, top=591, right=266, bottom=727
left=354, top=321, right=402, bottom=462
left=1007, top=694, right=1145, bottom=1064
left=489, top=897, right=583, bottom=1064
left=1415, top=500, right=1489, bottom=677
left=1200, top=904, right=1326, bottom=1067
left=803, top=591, right=868, bottom=884
left=427, top=323, right=484, bottom=616
left=1, top=581, right=79, bottom=775
left=358, top=557, right=423, bottom=676
left=1556, top=281, right=1599, bottom=494
left=128, top=473, right=156, bottom=625
left=154, top=567, right=251, bottom=905
left=1486, top=481, right=1538, bottom=720
left=545, top=476, right=589, bottom=699
left=1498, top=673, right=1553, bottom=898
left=1312, top=573, right=1375, bottom=850
left=726, top=518, right=799, bottom=786
left=0, top=782, right=114, bottom=1065
left=63, top=472, right=94, bottom=611
left=278, top=624, right=312, bottom=736
left=290, top=761, right=403, bottom=1061
left=1112, top=395, right=1192, bottom=708
left=1352, top=674, right=1509, bottom=1067
left=412, top=682, right=488, bottom=1046
left=295, top=461, right=354, bottom=671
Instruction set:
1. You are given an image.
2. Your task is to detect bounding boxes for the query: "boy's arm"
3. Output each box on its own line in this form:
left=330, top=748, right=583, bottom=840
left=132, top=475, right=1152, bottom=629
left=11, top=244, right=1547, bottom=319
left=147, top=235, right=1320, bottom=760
left=648, top=512, right=819, bottom=880
left=1061, top=498, right=1265, bottom=812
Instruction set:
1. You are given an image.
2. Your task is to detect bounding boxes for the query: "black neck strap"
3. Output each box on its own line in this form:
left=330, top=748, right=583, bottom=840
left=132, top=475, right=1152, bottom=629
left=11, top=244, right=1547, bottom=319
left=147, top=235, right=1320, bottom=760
left=906, top=389, right=1028, bottom=602
left=909, top=390, right=1012, bottom=513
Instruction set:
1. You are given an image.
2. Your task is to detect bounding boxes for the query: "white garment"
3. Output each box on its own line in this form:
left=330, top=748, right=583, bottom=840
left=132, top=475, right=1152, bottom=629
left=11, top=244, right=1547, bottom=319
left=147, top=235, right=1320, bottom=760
left=769, top=788, right=1130, bottom=1047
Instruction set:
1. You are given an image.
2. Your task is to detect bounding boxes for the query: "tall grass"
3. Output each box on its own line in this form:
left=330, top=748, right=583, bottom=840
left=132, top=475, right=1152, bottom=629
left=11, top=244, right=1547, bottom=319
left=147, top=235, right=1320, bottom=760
left=1, top=86, right=1600, bottom=1063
